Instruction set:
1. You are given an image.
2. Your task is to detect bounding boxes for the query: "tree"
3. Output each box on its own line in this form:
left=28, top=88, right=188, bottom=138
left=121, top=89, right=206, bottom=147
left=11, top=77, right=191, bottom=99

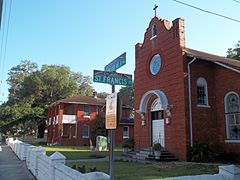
left=118, top=85, right=134, bottom=107
left=93, top=114, right=107, bottom=138
left=7, top=60, right=38, bottom=103
left=227, top=40, right=240, bottom=60
left=72, top=72, right=94, bottom=96
left=97, top=92, right=109, bottom=99
left=1, top=61, right=94, bottom=136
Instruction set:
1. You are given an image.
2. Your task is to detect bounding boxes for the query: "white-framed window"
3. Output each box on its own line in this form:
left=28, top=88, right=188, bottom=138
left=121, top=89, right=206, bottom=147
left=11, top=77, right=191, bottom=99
left=224, top=92, right=240, bottom=140
left=197, top=77, right=209, bottom=106
left=84, top=105, right=90, bottom=117
left=82, top=125, right=89, bottom=138
left=151, top=24, right=157, bottom=38
left=123, top=126, right=129, bottom=139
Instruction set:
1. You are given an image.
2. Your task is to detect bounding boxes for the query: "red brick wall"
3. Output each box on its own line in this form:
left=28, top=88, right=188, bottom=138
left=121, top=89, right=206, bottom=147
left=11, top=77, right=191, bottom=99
left=134, top=17, right=188, bottom=160
left=48, top=101, right=133, bottom=147
left=186, top=60, right=218, bottom=146
left=115, top=125, right=134, bottom=146
left=214, top=66, right=240, bottom=152
left=183, top=57, right=240, bottom=154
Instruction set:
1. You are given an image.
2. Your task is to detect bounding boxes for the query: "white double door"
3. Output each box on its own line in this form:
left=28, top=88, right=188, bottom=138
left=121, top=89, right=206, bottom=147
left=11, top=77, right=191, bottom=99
left=152, top=119, right=164, bottom=148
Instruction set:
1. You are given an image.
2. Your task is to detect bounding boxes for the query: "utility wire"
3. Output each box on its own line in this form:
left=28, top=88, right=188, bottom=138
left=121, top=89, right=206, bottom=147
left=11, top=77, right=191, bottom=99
left=0, top=0, right=3, bottom=31
left=232, top=0, right=240, bottom=4
left=0, top=0, right=12, bottom=98
left=0, top=0, right=7, bottom=88
left=173, top=0, right=240, bottom=24
left=1, top=0, right=12, bottom=79
left=0, top=0, right=7, bottom=75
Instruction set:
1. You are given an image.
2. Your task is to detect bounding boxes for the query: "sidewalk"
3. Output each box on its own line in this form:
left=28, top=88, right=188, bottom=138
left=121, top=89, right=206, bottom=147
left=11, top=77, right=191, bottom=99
left=0, top=144, right=35, bottom=180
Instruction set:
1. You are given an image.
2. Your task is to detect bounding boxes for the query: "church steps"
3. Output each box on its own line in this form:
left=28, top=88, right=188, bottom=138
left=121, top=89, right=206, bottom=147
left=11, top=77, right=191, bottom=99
left=124, top=148, right=178, bottom=161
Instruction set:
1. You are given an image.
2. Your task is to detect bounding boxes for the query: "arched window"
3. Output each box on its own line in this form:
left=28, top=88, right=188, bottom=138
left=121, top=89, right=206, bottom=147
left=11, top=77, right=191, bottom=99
left=151, top=24, right=157, bottom=38
left=196, top=77, right=208, bottom=106
left=224, top=92, right=240, bottom=140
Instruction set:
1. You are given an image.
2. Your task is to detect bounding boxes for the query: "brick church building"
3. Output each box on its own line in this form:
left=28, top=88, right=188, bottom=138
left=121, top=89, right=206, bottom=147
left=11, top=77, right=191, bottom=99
left=134, top=15, right=240, bottom=160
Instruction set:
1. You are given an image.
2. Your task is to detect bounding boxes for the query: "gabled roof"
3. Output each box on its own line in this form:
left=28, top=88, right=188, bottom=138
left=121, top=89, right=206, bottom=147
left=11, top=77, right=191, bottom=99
left=50, top=96, right=105, bottom=106
left=184, top=48, right=240, bottom=72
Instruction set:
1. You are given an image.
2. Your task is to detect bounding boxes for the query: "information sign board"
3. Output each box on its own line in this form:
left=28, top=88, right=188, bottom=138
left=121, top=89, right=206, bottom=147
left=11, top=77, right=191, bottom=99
left=106, top=92, right=118, bottom=129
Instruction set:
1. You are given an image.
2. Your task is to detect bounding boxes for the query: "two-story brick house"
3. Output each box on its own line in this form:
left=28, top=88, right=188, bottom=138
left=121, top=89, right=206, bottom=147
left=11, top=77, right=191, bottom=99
left=134, top=15, right=240, bottom=160
left=47, top=93, right=134, bottom=146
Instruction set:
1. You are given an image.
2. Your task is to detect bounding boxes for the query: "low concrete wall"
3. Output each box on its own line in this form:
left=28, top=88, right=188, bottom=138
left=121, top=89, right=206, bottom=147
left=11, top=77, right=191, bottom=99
left=7, top=138, right=240, bottom=180
left=160, top=164, right=240, bottom=180
left=7, top=138, right=110, bottom=180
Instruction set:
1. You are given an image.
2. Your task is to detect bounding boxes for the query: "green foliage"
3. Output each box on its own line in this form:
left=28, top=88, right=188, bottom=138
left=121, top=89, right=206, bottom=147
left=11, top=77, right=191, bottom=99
left=215, top=151, right=240, bottom=163
left=93, top=114, right=107, bottom=138
left=122, top=138, right=134, bottom=149
left=0, top=60, right=94, bottom=135
left=118, top=85, right=134, bottom=107
left=97, top=92, right=109, bottom=99
left=72, top=72, right=93, bottom=96
left=153, top=143, right=162, bottom=151
left=190, top=142, right=214, bottom=162
left=7, top=60, right=38, bottom=103
left=227, top=40, right=240, bottom=60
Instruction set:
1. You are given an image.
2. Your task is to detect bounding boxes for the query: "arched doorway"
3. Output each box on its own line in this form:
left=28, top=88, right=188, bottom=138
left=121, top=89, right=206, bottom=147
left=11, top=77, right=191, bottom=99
left=139, top=89, right=168, bottom=148
left=151, top=98, right=165, bottom=147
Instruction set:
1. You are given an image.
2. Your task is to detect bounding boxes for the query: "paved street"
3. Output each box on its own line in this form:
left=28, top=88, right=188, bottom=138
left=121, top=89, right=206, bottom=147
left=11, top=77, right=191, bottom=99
left=0, top=144, right=35, bottom=180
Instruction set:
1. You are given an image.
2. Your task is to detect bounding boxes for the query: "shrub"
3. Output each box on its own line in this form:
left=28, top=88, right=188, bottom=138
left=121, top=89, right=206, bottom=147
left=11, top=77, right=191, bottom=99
left=190, top=142, right=214, bottom=162
left=153, top=143, right=162, bottom=151
left=122, top=138, right=134, bottom=149
left=215, top=152, right=240, bottom=163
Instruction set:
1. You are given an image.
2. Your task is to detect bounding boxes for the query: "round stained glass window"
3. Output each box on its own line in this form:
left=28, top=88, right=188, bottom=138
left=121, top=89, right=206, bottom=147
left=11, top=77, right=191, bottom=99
left=149, top=54, right=161, bottom=75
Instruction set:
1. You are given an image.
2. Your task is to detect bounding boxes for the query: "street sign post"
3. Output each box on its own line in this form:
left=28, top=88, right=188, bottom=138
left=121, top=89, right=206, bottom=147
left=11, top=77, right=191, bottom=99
left=106, top=92, right=117, bottom=129
left=104, top=52, right=126, bottom=72
left=93, top=52, right=130, bottom=180
left=93, top=70, right=132, bottom=86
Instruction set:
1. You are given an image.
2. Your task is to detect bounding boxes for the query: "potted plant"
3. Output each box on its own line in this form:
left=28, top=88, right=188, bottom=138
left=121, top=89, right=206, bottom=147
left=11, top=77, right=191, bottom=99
left=122, top=138, right=134, bottom=153
left=153, top=143, right=162, bottom=159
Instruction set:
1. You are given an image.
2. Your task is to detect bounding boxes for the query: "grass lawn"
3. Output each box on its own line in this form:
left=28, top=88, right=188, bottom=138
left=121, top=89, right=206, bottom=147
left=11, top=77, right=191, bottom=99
left=43, top=146, right=122, bottom=160
left=66, top=161, right=219, bottom=180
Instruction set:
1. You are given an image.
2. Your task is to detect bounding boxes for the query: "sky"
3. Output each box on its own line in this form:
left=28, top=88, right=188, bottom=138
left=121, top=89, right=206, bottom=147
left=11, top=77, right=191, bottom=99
left=0, top=0, right=239, bottom=103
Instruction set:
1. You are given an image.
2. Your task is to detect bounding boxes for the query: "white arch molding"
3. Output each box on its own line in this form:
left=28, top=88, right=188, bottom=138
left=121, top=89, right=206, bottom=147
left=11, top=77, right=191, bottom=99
left=139, top=90, right=169, bottom=113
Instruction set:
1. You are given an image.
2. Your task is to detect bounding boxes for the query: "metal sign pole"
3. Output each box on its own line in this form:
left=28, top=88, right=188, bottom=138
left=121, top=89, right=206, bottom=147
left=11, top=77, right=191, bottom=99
left=109, top=84, right=115, bottom=180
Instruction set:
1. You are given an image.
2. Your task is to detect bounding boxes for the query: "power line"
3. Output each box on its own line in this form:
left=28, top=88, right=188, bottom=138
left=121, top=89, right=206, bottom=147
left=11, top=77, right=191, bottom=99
left=0, top=0, right=12, bottom=99
left=232, top=0, right=240, bottom=4
left=0, top=0, right=3, bottom=30
left=1, top=0, right=12, bottom=79
left=0, top=0, right=7, bottom=93
left=0, top=0, right=7, bottom=74
left=173, top=0, right=240, bottom=24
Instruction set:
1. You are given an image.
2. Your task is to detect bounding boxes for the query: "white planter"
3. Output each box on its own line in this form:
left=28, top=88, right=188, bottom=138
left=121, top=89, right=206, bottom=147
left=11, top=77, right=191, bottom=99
left=154, top=150, right=161, bottom=159
left=123, top=148, right=129, bottom=153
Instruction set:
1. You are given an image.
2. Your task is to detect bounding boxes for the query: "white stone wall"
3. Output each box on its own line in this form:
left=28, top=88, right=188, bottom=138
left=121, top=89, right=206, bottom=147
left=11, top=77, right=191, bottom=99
left=7, top=138, right=240, bottom=180
left=7, top=138, right=110, bottom=180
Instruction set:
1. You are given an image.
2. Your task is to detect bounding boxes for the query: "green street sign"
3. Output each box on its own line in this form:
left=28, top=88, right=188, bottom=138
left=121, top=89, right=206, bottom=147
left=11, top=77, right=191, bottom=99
left=104, top=52, right=126, bottom=72
left=93, top=70, right=132, bottom=86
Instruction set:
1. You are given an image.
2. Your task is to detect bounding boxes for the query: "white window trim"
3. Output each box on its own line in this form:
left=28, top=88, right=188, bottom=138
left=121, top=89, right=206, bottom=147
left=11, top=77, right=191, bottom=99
left=197, top=77, right=209, bottom=106
left=150, top=35, right=157, bottom=40
left=225, top=139, right=240, bottom=144
left=197, top=104, right=211, bottom=108
left=151, top=24, right=157, bottom=39
left=224, top=91, right=240, bottom=140
left=123, top=126, right=129, bottom=139
left=84, top=105, right=90, bottom=117
left=82, top=125, right=89, bottom=138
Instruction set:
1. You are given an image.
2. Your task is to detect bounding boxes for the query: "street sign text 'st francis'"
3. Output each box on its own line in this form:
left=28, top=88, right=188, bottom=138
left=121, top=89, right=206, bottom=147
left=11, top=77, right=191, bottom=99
left=93, top=70, right=132, bottom=86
